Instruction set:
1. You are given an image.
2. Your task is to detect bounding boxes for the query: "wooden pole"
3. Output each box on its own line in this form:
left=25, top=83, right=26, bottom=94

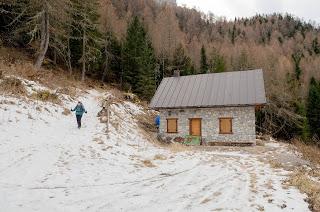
left=106, top=105, right=110, bottom=134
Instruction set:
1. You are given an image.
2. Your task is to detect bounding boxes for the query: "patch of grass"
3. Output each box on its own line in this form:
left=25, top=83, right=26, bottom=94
left=200, top=198, right=211, bottom=204
left=293, top=140, right=320, bottom=166
left=167, top=143, right=189, bottom=153
left=256, top=139, right=265, bottom=146
left=136, top=113, right=158, bottom=133
left=288, top=170, right=320, bottom=211
left=56, top=87, right=77, bottom=98
left=153, top=154, right=167, bottom=160
left=62, top=108, right=71, bottom=116
left=269, top=160, right=283, bottom=169
left=0, top=77, right=27, bottom=95
left=32, top=90, right=61, bottom=104
left=250, top=172, right=258, bottom=193
left=93, top=137, right=104, bottom=144
left=0, top=100, right=16, bottom=105
left=142, top=160, right=156, bottom=168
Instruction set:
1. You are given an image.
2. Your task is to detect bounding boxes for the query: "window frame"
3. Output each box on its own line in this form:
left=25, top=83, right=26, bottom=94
left=167, top=118, right=178, bottom=133
left=219, top=117, right=233, bottom=134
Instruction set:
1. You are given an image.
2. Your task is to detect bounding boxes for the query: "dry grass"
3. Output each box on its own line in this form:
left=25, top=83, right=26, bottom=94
left=56, top=87, right=77, bottom=97
left=142, top=160, right=156, bottom=168
left=292, top=140, right=320, bottom=166
left=288, top=170, right=320, bottom=211
left=153, top=154, right=167, bottom=160
left=200, top=198, right=211, bottom=204
left=167, top=142, right=189, bottom=153
left=0, top=48, right=106, bottom=94
left=268, top=159, right=283, bottom=169
left=256, top=139, right=265, bottom=146
left=250, top=172, right=258, bottom=193
left=93, top=137, right=104, bottom=144
left=0, top=77, right=27, bottom=95
left=136, top=112, right=158, bottom=133
left=32, top=90, right=61, bottom=104
left=0, top=99, right=15, bottom=105
left=62, top=108, right=71, bottom=116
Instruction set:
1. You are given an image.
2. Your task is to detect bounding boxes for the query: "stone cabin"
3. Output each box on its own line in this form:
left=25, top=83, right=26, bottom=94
left=149, top=69, right=267, bottom=145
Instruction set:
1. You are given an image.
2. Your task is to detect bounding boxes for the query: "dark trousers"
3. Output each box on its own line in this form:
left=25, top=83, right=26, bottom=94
left=76, top=115, right=82, bottom=128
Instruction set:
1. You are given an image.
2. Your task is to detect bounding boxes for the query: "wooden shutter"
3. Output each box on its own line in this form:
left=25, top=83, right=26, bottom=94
left=219, top=118, right=232, bottom=134
left=167, top=118, right=178, bottom=133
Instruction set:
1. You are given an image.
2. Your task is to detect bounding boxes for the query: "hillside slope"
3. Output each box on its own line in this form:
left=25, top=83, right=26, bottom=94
left=0, top=76, right=314, bottom=211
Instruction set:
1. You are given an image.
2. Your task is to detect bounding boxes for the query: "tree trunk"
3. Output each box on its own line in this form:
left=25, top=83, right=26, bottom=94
left=53, top=49, right=57, bottom=65
left=101, top=39, right=109, bottom=82
left=35, top=7, right=50, bottom=70
left=67, top=37, right=72, bottom=74
left=162, top=55, right=165, bottom=77
left=81, top=30, right=86, bottom=81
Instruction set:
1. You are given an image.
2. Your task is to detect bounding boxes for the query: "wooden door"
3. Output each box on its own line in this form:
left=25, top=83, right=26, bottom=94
left=190, top=118, right=201, bottom=136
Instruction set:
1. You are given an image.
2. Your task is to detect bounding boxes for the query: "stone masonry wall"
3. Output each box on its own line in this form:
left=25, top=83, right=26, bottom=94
left=159, top=106, right=256, bottom=143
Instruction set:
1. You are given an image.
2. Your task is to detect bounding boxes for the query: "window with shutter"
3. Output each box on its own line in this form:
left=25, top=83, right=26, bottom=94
left=219, top=118, right=233, bottom=134
left=167, top=118, right=178, bottom=133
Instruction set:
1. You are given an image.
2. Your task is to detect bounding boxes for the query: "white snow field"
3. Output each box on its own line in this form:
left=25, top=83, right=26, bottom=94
left=0, top=79, right=310, bottom=212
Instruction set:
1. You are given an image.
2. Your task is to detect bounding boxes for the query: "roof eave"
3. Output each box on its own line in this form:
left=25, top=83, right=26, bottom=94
left=149, top=102, right=267, bottom=110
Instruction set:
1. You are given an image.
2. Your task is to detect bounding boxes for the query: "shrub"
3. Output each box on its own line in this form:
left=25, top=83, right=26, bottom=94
left=174, top=137, right=185, bottom=143
left=0, top=77, right=27, bottom=95
left=33, top=90, right=60, bottom=104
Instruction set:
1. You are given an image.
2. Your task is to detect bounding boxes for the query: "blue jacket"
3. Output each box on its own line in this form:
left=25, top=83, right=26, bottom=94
left=155, top=115, right=160, bottom=126
left=72, top=104, right=87, bottom=116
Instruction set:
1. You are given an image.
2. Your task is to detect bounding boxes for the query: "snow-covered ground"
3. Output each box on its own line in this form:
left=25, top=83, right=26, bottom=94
left=0, top=79, right=310, bottom=212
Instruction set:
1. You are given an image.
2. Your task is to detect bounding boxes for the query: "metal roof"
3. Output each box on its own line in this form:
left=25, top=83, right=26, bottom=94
left=150, top=69, right=267, bottom=109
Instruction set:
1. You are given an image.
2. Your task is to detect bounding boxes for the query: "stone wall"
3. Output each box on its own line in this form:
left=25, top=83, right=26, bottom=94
left=159, top=106, right=256, bottom=143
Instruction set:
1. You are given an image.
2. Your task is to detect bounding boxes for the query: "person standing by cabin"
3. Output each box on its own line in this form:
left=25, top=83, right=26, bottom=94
left=71, top=101, right=87, bottom=129
left=155, top=115, right=160, bottom=132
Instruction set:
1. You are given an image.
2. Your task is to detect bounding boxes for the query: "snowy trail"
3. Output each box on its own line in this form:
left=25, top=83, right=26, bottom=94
left=0, top=87, right=310, bottom=212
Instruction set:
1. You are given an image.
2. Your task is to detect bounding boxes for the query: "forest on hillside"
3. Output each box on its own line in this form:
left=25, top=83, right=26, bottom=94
left=1, top=0, right=320, bottom=143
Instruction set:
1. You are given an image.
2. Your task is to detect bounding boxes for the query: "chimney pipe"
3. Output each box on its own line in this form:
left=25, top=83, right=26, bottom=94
left=173, top=70, right=180, bottom=77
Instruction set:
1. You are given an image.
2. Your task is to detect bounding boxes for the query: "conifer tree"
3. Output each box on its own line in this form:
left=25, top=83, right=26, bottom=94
left=209, top=50, right=226, bottom=73
left=172, top=44, right=195, bottom=76
left=294, top=101, right=309, bottom=140
left=312, top=38, right=320, bottom=55
left=200, top=45, right=208, bottom=74
left=123, top=16, right=156, bottom=100
left=292, top=50, right=303, bottom=81
left=231, top=24, right=236, bottom=44
left=307, top=77, right=320, bottom=139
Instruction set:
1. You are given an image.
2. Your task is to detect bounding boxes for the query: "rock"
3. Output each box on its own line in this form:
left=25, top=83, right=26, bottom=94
left=100, top=116, right=108, bottom=123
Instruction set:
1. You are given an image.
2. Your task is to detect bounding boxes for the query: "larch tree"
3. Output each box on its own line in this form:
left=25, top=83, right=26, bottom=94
left=153, top=5, right=182, bottom=78
left=6, top=0, right=70, bottom=69
left=70, top=0, right=102, bottom=81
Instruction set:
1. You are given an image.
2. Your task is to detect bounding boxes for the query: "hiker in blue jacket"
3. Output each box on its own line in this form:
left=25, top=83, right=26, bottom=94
left=155, top=115, right=160, bottom=132
left=71, top=101, right=87, bottom=129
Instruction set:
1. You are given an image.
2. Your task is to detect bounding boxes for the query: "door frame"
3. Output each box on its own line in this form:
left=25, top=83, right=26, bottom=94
left=189, top=118, right=202, bottom=136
